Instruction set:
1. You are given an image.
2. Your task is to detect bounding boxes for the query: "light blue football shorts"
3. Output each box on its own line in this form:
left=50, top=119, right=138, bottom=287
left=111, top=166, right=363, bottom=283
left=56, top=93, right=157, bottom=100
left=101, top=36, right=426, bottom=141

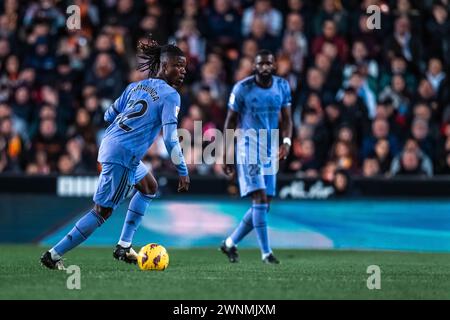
left=93, top=161, right=149, bottom=209
left=236, top=163, right=276, bottom=198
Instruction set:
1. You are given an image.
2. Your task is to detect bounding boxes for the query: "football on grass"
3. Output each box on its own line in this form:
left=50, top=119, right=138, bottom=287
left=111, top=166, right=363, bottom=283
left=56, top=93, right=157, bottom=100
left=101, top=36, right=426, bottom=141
left=137, top=243, right=169, bottom=271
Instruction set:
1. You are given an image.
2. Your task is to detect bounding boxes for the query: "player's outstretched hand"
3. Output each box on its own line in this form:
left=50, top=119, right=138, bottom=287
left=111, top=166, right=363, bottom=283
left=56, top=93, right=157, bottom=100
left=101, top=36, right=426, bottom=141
left=178, top=175, right=190, bottom=192
left=222, top=163, right=235, bottom=179
left=278, top=143, right=290, bottom=160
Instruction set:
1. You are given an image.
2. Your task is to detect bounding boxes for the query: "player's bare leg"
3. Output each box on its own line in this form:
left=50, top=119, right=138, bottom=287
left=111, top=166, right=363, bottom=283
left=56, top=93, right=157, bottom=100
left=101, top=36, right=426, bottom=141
left=114, top=172, right=157, bottom=264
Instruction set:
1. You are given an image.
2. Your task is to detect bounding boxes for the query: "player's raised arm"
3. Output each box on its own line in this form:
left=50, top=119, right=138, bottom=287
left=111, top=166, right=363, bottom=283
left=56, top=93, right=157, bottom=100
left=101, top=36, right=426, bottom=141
left=162, top=92, right=190, bottom=192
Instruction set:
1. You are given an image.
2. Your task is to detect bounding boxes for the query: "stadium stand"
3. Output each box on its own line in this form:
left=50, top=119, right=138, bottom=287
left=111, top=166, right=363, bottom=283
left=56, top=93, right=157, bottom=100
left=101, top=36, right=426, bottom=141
left=0, top=0, right=449, bottom=181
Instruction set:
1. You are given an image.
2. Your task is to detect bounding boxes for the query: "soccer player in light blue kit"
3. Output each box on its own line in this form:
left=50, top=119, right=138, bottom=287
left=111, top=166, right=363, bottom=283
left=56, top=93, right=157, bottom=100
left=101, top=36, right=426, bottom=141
left=221, top=50, right=293, bottom=264
left=40, top=38, right=190, bottom=269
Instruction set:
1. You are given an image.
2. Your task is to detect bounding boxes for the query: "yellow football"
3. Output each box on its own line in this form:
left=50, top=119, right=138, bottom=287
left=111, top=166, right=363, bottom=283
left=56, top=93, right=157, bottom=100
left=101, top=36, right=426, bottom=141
left=137, top=243, right=169, bottom=271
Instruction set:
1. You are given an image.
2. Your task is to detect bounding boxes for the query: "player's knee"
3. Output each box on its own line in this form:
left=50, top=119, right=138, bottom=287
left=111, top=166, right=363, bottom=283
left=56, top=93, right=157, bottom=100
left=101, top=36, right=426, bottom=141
left=147, top=179, right=158, bottom=195
left=137, top=175, right=158, bottom=195
left=94, top=204, right=113, bottom=221
left=252, top=190, right=268, bottom=204
left=140, top=180, right=157, bottom=195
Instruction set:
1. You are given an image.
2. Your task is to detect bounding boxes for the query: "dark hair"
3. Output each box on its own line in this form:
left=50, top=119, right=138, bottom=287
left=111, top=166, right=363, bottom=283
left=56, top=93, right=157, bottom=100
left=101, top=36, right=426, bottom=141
left=256, top=49, right=274, bottom=58
left=137, top=35, right=184, bottom=78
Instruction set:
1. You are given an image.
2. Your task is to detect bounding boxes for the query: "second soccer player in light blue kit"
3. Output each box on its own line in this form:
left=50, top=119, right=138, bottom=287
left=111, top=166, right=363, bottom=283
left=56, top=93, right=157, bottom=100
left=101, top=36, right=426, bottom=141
left=221, top=50, right=293, bottom=264
left=40, top=38, right=190, bottom=269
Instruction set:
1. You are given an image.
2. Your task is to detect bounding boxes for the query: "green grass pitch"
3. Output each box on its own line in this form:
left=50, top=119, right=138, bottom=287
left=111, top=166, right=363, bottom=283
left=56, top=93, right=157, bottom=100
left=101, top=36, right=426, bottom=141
left=1, top=245, right=449, bottom=299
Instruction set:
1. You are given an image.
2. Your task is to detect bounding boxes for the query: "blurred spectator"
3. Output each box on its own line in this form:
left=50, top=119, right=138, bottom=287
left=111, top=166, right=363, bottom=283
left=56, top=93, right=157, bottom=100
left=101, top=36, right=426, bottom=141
left=2, top=54, right=21, bottom=87
left=425, top=57, right=449, bottom=112
left=372, top=138, right=393, bottom=174
left=362, top=156, right=381, bottom=177
left=393, top=0, right=422, bottom=34
left=362, top=117, right=400, bottom=161
left=0, top=102, right=28, bottom=143
left=345, top=71, right=377, bottom=119
left=192, top=61, right=227, bottom=104
left=65, top=137, right=96, bottom=174
left=343, top=40, right=378, bottom=84
left=312, top=19, right=349, bottom=63
left=329, top=139, right=357, bottom=172
left=378, top=74, right=412, bottom=117
left=281, top=12, right=308, bottom=73
left=25, top=150, right=50, bottom=175
left=11, top=85, right=34, bottom=127
left=234, top=56, right=253, bottom=82
left=57, top=153, right=75, bottom=175
left=0, top=38, right=11, bottom=64
left=286, top=0, right=313, bottom=38
left=379, top=55, right=417, bottom=93
left=173, top=0, right=205, bottom=36
left=0, top=115, right=23, bottom=172
left=246, top=16, right=278, bottom=53
left=241, top=38, right=259, bottom=59
left=390, top=138, right=433, bottom=177
left=31, top=118, right=64, bottom=169
left=24, top=36, right=57, bottom=84
left=321, top=160, right=337, bottom=183
left=392, top=149, right=427, bottom=176
left=313, top=0, right=348, bottom=37
left=384, top=15, right=423, bottom=74
left=242, top=0, right=283, bottom=38
left=351, top=11, right=383, bottom=60
left=173, top=18, right=206, bottom=64
left=23, top=0, right=65, bottom=35
left=338, top=87, right=370, bottom=141
left=114, top=0, right=140, bottom=36
left=276, top=54, right=299, bottom=92
left=426, top=2, right=450, bottom=65
left=410, top=117, right=435, bottom=159
left=84, top=53, right=124, bottom=101
left=332, top=169, right=357, bottom=197
left=288, top=138, right=319, bottom=176
left=426, top=58, right=447, bottom=94
left=279, top=33, right=306, bottom=75
left=67, top=108, right=98, bottom=160
left=205, top=0, right=241, bottom=47
left=294, top=67, right=330, bottom=122
left=414, top=78, right=440, bottom=115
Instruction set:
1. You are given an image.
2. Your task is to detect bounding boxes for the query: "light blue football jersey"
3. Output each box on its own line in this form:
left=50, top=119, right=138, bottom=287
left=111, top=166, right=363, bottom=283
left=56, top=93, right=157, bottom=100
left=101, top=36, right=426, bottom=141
left=228, top=75, right=292, bottom=166
left=98, top=78, right=181, bottom=168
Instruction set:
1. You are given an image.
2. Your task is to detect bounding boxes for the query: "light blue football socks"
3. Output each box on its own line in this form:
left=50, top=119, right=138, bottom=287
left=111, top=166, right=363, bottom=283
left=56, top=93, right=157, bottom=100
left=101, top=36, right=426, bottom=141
left=252, top=203, right=271, bottom=256
left=229, top=207, right=254, bottom=245
left=118, top=191, right=155, bottom=248
left=51, top=209, right=105, bottom=259
left=226, top=203, right=272, bottom=257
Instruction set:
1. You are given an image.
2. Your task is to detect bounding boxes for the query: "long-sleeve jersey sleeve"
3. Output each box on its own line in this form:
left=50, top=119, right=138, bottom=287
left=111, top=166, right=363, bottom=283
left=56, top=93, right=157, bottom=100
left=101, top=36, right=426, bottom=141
left=161, top=91, right=188, bottom=176
left=163, top=122, right=188, bottom=176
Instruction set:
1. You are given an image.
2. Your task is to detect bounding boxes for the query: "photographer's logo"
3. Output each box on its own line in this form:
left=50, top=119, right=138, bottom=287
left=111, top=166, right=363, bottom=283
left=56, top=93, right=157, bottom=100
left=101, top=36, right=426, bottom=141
left=366, top=265, right=381, bottom=290
left=66, top=265, right=81, bottom=290
left=366, top=5, right=381, bottom=30
left=66, top=5, right=81, bottom=30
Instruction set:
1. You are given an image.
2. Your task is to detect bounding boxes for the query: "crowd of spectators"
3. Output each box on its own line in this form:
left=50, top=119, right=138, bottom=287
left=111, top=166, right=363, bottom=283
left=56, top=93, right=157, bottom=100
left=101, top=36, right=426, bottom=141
left=1, top=0, right=450, bottom=181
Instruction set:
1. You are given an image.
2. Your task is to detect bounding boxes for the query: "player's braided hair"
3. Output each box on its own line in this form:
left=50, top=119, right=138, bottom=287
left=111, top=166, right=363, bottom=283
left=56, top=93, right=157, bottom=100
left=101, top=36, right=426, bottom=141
left=137, top=34, right=184, bottom=78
